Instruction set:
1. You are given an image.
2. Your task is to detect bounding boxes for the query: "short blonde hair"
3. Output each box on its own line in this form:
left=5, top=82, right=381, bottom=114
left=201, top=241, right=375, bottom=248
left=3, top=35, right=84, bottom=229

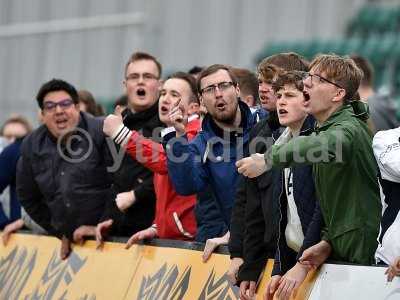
left=310, top=54, right=363, bottom=101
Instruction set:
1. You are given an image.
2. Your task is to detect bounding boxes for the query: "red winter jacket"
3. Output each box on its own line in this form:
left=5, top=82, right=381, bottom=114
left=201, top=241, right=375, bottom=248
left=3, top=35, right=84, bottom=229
left=125, top=117, right=200, bottom=240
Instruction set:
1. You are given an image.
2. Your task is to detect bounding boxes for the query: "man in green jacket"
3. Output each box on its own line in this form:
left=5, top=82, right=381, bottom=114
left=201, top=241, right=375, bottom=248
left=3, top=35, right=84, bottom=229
left=237, top=54, right=381, bottom=267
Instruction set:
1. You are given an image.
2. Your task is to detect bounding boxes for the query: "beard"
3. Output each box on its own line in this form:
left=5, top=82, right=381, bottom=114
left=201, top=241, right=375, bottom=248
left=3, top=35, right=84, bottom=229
left=212, top=102, right=239, bottom=125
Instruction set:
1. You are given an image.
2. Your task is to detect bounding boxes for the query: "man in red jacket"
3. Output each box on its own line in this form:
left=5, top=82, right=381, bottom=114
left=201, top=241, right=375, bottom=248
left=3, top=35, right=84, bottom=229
left=102, top=72, right=200, bottom=245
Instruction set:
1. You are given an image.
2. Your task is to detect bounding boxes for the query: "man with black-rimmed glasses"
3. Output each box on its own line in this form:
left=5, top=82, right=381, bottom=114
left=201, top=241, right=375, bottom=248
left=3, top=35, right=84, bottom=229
left=163, top=64, right=255, bottom=261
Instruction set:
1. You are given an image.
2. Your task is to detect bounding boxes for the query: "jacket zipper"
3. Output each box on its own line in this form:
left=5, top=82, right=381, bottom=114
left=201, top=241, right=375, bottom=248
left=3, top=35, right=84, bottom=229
left=276, top=169, right=285, bottom=273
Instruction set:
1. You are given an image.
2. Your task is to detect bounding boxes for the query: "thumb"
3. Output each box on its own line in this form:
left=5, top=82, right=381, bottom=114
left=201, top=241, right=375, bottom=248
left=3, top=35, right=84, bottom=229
left=125, top=235, right=138, bottom=249
left=236, top=159, right=243, bottom=168
left=299, top=250, right=311, bottom=262
left=202, top=241, right=216, bottom=262
left=104, top=219, right=114, bottom=230
left=2, top=233, right=9, bottom=246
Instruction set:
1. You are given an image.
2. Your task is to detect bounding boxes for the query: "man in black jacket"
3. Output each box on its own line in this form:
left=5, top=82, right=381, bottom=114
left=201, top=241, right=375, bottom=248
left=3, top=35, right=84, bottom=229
left=228, top=53, right=309, bottom=296
left=96, top=52, right=163, bottom=244
left=17, top=79, right=113, bottom=259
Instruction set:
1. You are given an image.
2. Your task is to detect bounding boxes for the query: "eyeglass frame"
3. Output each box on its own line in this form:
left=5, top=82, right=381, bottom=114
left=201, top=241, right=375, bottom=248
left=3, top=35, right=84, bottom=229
left=306, top=72, right=345, bottom=90
left=42, top=99, right=75, bottom=112
left=200, top=81, right=236, bottom=97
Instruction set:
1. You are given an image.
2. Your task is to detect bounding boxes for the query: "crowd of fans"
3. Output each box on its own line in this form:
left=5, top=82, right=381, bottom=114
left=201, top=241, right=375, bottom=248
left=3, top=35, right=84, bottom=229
left=0, top=50, right=399, bottom=299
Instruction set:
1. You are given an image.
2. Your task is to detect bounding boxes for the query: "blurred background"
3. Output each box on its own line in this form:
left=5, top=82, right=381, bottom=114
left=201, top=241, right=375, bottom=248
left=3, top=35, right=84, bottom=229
left=0, top=0, right=399, bottom=124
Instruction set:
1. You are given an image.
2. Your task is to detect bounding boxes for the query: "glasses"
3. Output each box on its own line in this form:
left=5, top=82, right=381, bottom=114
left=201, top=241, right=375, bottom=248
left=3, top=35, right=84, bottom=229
left=307, top=73, right=344, bottom=89
left=200, top=81, right=235, bottom=97
left=43, top=99, right=74, bottom=112
left=125, top=73, right=159, bottom=83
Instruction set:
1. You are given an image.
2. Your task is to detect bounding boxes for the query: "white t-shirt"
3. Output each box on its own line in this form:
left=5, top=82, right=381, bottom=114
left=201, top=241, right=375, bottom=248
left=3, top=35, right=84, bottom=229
left=284, top=167, right=305, bottom=252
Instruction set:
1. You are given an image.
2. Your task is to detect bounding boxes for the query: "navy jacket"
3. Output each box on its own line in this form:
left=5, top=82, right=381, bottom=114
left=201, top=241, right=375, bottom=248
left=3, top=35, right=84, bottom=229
left=194, top=185, right=228, bottom=242
left=0, top=139, right=22, bottom=228
left=272, top=116, right=324, bottom=276
left=164, top=101, right=254, bottom=226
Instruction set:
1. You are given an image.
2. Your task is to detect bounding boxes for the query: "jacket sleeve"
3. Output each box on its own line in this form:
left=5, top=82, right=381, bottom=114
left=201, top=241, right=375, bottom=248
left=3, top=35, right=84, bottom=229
left=268, top=125, right=353, bottom=168
left=16, top=141, right=58, bottom=236
left=296, top=200, right=324, bottom=260
left=129, top=170, right=155, bottom=205
left=228, top=175, right=246, bottom=259
left=237, top=177, right=269, bottom=282
left=125, top=130, right=168, bottom=174
left=164, top=132, right=209, bottom=195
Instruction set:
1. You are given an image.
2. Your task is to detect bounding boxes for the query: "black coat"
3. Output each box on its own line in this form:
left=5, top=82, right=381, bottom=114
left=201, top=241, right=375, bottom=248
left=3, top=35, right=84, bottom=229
left=17, top=112, right=113, bottom=239
left=228, top=112, right=283, bottom=282
left=271, top=116, right=323, bottom=276
left=101, top=102, right=164, bottom=236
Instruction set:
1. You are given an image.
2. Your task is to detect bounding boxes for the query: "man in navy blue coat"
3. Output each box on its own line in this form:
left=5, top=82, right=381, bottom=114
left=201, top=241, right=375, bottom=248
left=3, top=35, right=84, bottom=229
left=163, top=64, right=254, bottom=258
left=0, top=139, right=23, bottom=229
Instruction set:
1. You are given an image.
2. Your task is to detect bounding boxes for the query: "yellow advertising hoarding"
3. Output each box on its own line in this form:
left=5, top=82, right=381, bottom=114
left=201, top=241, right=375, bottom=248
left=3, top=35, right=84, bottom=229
left=0, top=233, right=317, bottom=300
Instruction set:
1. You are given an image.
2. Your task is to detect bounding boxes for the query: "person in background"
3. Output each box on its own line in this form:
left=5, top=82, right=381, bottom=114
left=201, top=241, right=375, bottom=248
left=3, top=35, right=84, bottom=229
left=1, top=138, right=46, bottom=245
left=351, top=55, right=399, bottom=133
left=113, top=94, right=128, bottom=117
left=0, top=116, right=33, bottom=230
left=188, top=66, right=204, bottom=80
left=78, top=90, right=105, bottom=117
left=188, top=66, right=208, bottom=118
left=0, top=116, right=32, bottom=144
left=232, top=67, right=268, bottom=123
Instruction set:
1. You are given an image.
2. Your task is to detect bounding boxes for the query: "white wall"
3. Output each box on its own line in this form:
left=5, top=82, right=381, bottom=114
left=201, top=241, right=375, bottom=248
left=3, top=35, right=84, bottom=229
left=0, top=0, right=366, bottom=125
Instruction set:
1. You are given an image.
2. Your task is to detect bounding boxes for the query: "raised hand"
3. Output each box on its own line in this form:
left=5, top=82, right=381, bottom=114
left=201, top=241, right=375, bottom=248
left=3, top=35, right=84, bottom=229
left=168, top=98, right=187, bottom=136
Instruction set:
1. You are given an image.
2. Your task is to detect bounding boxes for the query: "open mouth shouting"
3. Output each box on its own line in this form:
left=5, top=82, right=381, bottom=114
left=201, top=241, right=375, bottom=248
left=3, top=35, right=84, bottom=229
left=303, top=90, right=310, bottom=102
left=55, top=118, right=69, bottom=129
left=136, top=88, right=146, bottom=98
left=259, top=94, right=270, bottom=105
left=159, top=104, right=170, bottom=115
left=215, top=101, right=227, bottom=111
left=278, top=108, right=288, bottom=117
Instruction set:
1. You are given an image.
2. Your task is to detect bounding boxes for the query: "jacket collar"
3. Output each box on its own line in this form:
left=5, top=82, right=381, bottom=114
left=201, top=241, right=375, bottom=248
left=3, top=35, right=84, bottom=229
left=300, top=115, right=316, bottom=136
left=122, top=101, right=160, bottom=128
left=316, top=100, right=370, bottom=133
